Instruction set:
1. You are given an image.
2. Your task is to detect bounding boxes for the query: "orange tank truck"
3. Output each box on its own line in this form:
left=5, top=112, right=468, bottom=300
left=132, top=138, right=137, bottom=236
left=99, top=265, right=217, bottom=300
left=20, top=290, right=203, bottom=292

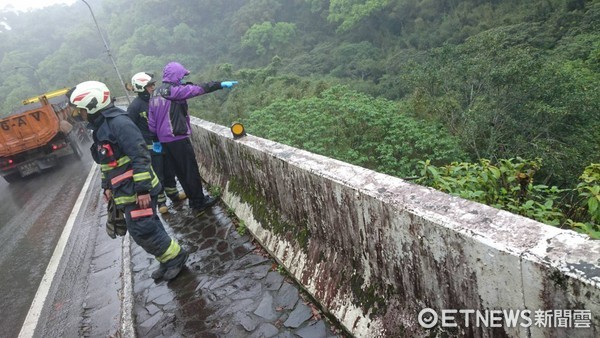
left=0, top=88, right=90, bottom=183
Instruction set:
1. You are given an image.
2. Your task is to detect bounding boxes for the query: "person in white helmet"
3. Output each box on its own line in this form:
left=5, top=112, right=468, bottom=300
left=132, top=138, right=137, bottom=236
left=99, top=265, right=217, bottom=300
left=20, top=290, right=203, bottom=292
left=128, top=72, right=186, bottom=214
left=67, top=80, right=188, bottom=281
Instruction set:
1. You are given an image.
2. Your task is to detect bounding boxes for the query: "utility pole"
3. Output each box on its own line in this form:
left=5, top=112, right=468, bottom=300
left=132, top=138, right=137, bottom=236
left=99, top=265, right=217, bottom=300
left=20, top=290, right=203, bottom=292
left=81, top=0, right=130, bottom=104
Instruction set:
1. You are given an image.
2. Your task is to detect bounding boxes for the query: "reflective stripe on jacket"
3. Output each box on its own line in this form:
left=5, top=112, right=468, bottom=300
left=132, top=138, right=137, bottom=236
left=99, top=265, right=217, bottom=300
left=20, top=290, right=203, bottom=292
left=91, top=106, right=161, bottom=206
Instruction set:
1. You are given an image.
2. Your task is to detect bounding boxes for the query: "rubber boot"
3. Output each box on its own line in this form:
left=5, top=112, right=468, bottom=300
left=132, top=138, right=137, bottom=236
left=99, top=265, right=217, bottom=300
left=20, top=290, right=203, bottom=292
left=163, top=249, right=189, bottom=281
left=192, top=196, right=218, bottom=217
left=151, top=264, right=167, bottom=280
left=158, top=202, right=168, bottom=214
left=169, top=191, right=187, bottom=203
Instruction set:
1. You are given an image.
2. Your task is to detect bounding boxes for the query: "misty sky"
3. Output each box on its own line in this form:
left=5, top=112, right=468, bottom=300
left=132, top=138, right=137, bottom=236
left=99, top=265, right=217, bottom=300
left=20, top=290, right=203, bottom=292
left=0, top=0, right=76, bottom=13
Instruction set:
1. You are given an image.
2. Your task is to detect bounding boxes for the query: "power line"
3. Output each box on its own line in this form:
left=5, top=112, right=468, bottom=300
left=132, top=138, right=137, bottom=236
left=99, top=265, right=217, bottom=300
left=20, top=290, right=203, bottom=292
left=81, top=0, right=130, bottom=104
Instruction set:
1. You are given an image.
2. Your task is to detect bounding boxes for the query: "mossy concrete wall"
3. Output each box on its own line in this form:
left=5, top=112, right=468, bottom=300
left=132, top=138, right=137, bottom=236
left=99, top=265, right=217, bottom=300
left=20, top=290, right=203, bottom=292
left=189, top=117, right=600, bottom=338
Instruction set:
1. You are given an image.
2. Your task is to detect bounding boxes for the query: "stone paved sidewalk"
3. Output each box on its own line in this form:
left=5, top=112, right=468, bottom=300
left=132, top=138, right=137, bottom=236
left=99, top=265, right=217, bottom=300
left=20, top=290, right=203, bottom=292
left=129, top=201, right=345, bottom=337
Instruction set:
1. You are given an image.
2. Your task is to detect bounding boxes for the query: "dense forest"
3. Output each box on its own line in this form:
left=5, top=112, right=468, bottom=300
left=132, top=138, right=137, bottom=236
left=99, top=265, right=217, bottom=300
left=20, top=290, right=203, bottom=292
left=0, top=0, right=598, bottom=236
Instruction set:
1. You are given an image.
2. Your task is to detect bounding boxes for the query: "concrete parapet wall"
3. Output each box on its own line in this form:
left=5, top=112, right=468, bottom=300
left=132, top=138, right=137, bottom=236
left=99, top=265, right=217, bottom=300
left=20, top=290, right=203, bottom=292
left=189, top=117, right=600, bottom=337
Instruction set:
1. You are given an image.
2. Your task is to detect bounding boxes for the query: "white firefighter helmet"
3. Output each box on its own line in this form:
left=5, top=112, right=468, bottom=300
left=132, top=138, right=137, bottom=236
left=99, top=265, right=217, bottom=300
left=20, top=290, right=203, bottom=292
left=131, top=72, right=155, bottom=92
left=69, top=81, right=111, bottom=115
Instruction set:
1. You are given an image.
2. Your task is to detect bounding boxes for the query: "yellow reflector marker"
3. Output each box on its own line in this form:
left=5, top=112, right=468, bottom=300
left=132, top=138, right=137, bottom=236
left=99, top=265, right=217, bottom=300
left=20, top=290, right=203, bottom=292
left=231, top=122, right=246, bottom=139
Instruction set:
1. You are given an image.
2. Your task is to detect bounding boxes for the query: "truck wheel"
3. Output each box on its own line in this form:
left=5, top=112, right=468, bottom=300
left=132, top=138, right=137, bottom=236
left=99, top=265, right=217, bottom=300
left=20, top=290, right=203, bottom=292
left=77, top=123, right=92, bottom=143
left=68, top=133, right=84, bottom=160
left=3, top=173, right=21, bottom=184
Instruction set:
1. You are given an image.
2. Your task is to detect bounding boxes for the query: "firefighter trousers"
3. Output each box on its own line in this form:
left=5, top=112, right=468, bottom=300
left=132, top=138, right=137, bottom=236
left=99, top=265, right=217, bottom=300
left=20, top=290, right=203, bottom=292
left=151, top=150, right=179, bottom=202
left=122, top=198, right=174, bottom=259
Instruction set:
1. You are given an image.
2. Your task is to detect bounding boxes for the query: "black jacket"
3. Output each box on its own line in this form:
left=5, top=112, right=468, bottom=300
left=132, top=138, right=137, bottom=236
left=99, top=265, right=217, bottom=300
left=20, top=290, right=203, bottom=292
left=127, top=91, right=156, bottom=146
left=90, top=105, right=161, bottom=206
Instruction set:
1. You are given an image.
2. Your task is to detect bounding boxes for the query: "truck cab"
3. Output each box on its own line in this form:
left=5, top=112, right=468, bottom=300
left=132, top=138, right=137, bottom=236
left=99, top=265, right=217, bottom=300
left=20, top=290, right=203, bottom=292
left=0, top=88, right=90, bottom=183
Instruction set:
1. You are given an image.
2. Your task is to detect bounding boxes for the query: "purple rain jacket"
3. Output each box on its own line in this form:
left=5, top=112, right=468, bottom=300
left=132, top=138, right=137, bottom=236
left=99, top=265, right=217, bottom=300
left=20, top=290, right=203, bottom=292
left=148, top=62, right=223, bottom=143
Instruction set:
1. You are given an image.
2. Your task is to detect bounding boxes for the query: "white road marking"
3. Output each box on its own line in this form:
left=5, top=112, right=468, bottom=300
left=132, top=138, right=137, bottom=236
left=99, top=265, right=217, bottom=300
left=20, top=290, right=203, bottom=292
left=18, top=164, right=97, bottom=338
left=120, top=235, right=135, bottom=337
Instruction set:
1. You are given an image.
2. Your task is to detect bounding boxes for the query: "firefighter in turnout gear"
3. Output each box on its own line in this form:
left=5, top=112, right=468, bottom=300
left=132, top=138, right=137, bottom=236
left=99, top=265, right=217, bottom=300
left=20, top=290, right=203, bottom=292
left=68, top=81, right=188, bottom=281
left=128, top=72, right=186, bottom=214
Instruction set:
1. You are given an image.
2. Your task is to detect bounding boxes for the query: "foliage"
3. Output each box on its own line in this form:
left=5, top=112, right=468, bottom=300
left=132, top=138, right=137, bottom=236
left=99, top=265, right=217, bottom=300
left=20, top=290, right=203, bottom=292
left=244, top=85, right=466, bottom=177
left=241, top=21, right=297, bottom=57
left=569, top=164, right=600, bottom=238
left=416, top=159, right=600, bottom=238
left=399, top=23, right=600, bottom=186
left=237, top=220, right=248, bottom=236
left=327, top=0, right=392, bottom=32
left=187, top=58, right=338, bottom=128
left=208, top=185, right=222, bottom=198
left=329, top=42, right=382, bottom=80
left=0, top=0, right=598, bottom=237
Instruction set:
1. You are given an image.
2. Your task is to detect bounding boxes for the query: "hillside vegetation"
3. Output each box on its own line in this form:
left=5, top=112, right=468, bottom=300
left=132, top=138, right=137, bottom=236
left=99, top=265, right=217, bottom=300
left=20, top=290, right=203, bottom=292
left=0, top=0, right=598, bottom=235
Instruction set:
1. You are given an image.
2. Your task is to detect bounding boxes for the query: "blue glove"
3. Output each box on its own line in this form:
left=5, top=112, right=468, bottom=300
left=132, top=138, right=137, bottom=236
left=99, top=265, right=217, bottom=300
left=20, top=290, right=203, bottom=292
left=220, top=81, right=238, bottom=89
left=152, top=142, right=162, bottom=153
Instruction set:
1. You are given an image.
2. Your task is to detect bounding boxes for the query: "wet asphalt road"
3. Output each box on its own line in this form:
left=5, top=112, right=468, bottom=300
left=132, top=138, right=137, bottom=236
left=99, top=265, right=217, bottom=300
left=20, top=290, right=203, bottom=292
left=0, top=152, right=93, bottom=338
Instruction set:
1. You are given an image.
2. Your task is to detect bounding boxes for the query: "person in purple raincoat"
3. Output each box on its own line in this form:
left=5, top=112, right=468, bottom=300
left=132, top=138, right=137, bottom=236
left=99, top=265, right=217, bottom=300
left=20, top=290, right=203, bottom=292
left=148, top=62, right=237, bottom=216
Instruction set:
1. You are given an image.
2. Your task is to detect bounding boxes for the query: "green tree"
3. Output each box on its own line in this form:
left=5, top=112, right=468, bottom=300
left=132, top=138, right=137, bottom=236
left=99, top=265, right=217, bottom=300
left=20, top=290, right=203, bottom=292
left=171, top=23, right=200, bottom=54
left=232, top=0, right=283, bottom=37
left=245, top=86, right=466, bottom=176
left=241, top=21, right=297, bottom=57
left=401, top=24, right=600, bottom=186
left=327, top=0, right=392, bottom=32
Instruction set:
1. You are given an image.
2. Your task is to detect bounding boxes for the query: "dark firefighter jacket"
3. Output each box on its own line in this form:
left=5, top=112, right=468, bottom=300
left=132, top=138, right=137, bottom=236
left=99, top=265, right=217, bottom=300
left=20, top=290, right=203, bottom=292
left=127, top=91, right=156, bottom=150
left=89, top=105, right=161, bottom=206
